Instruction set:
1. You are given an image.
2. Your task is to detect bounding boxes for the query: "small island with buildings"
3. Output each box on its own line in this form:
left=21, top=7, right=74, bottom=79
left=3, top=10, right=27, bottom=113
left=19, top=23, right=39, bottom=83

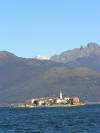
left=15, top=90, right=85, bottom=107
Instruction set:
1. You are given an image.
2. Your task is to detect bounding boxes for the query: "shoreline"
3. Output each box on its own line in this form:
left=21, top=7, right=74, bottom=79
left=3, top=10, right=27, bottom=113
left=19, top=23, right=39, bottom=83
left=1, top=102, right=100, bottom=108
left=14, top=103, right=85, bottom=108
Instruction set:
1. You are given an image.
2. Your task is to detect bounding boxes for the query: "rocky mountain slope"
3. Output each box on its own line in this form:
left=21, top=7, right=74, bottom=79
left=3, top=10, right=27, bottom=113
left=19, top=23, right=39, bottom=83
left=0, top=50, right=100, bottom=103
left=51, top=43, right=100, bottom=71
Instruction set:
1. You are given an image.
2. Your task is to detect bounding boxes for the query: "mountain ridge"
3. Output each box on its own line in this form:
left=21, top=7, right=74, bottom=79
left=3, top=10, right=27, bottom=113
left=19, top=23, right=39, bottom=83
left=51, top=42, right=100, bottom=63
left=0, top=42, right=100, bottom=103
left=51, top=42, right=100, bottom=71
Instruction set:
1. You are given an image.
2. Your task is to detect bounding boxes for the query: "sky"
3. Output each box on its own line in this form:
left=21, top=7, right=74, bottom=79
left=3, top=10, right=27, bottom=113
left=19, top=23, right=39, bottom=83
left=0, top=0, right=100, bottom=58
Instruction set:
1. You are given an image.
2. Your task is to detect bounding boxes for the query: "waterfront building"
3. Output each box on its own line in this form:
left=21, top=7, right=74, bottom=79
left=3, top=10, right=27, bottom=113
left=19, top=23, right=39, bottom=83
left=56, top=98, right=62, bottom=104
left=31, top=98, right=36, bottom=104
left=73, top=97, right=80, bottom=103
left=64, top=97, right=70, bottom=101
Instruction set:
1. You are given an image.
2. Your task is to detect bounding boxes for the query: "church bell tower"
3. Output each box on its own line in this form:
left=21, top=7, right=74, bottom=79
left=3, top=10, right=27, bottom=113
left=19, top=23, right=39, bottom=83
left=60, top=90, right=63, bottom=99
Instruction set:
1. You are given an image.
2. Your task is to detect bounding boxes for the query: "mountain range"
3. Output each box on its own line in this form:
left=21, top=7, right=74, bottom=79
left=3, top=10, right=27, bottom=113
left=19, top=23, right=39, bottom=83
left=0, top=42, right=100, bottom=104
left=51, top=43, right=100, bottom=72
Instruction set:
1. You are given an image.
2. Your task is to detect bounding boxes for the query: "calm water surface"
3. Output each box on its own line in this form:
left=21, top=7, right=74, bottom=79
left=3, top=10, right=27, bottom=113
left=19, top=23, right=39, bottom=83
left=0, top=104, right=100, bottom=133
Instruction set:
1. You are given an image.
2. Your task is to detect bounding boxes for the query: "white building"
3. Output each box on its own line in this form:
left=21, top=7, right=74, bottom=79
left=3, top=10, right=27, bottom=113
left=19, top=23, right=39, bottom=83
left=64, top=97, right=70, bottom=101
left=56, top=99, right=62, bottom=104
left=38, top=100, right=45, bottom=106
left=31, top=98, right=36, bottom=104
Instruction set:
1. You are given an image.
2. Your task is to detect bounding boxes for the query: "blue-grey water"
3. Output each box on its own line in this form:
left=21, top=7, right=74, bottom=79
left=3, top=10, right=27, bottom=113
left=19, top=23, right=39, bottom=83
left=0, top=105, right=100, bottom=133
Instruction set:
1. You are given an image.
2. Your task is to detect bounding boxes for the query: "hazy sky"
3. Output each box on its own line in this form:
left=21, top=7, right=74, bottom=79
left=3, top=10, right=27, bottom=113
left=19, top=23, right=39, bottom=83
left=0, top=0, right=100, bottom=58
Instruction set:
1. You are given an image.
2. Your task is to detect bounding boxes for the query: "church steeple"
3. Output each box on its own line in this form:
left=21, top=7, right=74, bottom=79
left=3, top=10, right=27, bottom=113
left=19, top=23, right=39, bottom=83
left=60, top=89, right=63, bottom=99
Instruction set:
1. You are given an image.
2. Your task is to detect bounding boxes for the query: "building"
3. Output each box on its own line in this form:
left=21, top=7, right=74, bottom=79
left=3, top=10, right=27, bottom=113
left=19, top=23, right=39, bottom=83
left=73, top=97, right=80, bottom=103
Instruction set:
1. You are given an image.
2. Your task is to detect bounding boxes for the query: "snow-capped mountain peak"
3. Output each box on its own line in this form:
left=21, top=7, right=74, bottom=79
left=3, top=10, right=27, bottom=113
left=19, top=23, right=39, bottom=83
left=34, top=55, right=50, bottom=60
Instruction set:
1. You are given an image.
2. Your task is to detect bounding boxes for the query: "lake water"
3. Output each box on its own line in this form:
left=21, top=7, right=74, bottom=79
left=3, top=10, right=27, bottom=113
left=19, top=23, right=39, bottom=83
left=0, top=104, right=100, bottom=133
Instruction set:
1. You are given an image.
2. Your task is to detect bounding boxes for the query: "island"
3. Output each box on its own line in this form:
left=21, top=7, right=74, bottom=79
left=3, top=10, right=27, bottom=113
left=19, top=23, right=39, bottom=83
left=14, top=90, right=85, bottom=107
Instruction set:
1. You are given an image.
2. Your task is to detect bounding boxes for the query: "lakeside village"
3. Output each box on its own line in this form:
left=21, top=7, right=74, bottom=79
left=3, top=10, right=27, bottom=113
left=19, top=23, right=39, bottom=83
left=15, top=90, right=85, bottom=107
